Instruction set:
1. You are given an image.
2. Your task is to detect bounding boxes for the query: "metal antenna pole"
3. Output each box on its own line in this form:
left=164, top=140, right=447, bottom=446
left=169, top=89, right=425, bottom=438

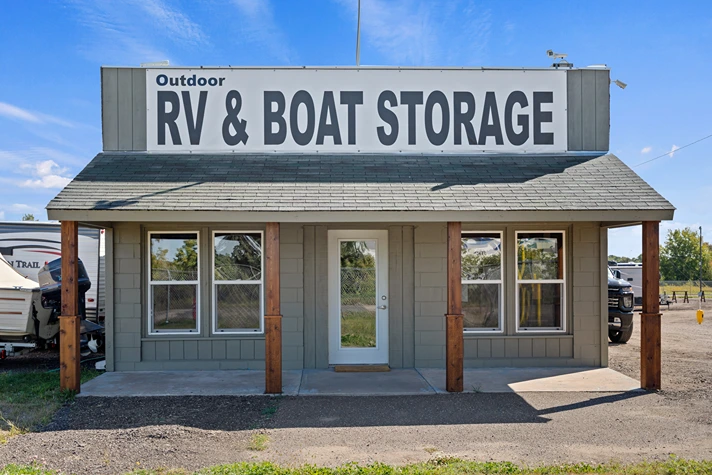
left=700, top=226, right=703, bottom=302
left=356, top=0, right=361, bottom=66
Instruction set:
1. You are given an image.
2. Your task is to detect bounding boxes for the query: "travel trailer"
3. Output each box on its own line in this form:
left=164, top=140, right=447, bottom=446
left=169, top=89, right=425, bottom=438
left=0, top=222, right=105, bottom=321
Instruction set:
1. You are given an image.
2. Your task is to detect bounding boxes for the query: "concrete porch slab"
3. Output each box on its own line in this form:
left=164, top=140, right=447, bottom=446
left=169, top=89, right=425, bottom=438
left=78, top=370, right=303, bottom=397
left=417, top=367, right=641, bottom=393
left=298, top=369, right=435, bottom=395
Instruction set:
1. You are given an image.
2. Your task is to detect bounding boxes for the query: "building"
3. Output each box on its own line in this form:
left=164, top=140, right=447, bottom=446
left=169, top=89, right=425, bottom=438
left=47, top=66, right=673, bottom=392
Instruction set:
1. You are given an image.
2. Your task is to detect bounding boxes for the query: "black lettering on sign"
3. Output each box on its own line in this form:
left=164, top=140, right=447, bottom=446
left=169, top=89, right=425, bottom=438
left=377, top=91, right=398, bottom=146
left=264, top=91, right=287, bottom=145
left=340, top=91, right=363, bottom=145
left=157, top=91, right=181, bottom=145
left=453, top=92, right=477, bottom=145
left=316, top=91, right=341, bottom=145
left=479, top=91, right=503, bottom=146
left=533, top=91, right=554, bottom=145
left=425, top=90, right=449, bottom=146
left=182, top=91, right=207, bottom=145
left=222, top=90, right=249, bottom=146
left=504, top=91, right=529, bottom=146
left=290, top=90, right=315, bottom=146
left=400, top=91, right=423, bottom=145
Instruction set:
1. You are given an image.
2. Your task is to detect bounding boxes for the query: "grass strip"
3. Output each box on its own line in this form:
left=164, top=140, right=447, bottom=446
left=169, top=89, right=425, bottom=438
left=3, top=456, right=712, bottom=475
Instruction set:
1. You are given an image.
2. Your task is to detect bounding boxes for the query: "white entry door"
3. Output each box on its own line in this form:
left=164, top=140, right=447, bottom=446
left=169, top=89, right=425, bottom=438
left=328, top=230, right=389, bottom=365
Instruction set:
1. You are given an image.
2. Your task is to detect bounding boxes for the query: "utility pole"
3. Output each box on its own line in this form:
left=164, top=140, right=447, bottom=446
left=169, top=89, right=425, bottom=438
left=700, top=226, right=703, bottom=297
left=356, top=0, right=361, bottom=66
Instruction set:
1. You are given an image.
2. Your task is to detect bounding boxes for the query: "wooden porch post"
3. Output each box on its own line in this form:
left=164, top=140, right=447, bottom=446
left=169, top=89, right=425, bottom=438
left=264, top=222, right=282, bottom=394
left=60, top=221, right=81, bottom=392
left=446, top=222, right=464, bottom=392
left=641, top=221, right=661, bottom=390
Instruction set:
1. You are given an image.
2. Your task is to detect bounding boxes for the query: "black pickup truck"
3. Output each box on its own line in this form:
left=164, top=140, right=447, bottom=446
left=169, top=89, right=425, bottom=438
left=608, top=267, right=635, bottom=343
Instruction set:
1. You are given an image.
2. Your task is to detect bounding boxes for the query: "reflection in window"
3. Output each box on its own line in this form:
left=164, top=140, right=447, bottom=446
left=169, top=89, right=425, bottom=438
left=461, top=233, right=502, bottom=332
left=149, top=232, right=199, bottom=333
left=213, top=233, right=263, bottom=332
left=517, top=232, right=565, bottom=331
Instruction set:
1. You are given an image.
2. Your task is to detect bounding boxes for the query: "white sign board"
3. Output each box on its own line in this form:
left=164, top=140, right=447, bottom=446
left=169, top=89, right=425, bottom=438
left=146, top=68, right=567, bottom=153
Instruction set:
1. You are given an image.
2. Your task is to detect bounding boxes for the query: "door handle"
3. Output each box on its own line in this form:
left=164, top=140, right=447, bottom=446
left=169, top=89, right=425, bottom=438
left=378, top=305, right=387, bottom=310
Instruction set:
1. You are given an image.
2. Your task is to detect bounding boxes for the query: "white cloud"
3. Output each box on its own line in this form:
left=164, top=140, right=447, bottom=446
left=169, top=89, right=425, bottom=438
left=668, top=144, right=680, bottom=158
left=334, top=0, right=492, bottom=65
left=0, top=102, right=74, bottom=128
left=641, top=146, right=652, bottom=154
left=18, top=160, right=72, bottom=190
left=9, top=204, right=37, bottom=212
left=231, top=0, right=294, bottom=63
left=69, top=0, right=208, bottom=64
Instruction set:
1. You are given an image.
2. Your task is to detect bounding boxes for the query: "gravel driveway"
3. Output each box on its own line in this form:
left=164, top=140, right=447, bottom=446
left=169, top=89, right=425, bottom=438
left=0, top=306, right=710, bottom=474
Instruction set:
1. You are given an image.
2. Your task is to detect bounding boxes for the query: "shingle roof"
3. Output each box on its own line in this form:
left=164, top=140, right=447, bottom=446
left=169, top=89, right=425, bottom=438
left=47, top=153, right=674, bottom=213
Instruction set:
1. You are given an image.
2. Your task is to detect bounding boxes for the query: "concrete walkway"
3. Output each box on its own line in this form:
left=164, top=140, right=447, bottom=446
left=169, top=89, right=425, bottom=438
left=78, top=367, right=640, bottom=397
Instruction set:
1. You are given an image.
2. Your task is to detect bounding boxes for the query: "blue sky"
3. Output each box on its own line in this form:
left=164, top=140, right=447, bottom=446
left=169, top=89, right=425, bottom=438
left=1, top=0, right=710, bottom=257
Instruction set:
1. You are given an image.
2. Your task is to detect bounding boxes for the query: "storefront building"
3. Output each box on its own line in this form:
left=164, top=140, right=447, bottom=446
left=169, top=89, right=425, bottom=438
left=47, top=66, right=673, bottom=392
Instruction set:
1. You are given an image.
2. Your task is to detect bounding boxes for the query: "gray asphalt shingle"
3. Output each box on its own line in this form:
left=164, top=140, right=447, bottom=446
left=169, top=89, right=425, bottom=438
left=46, top=153, right=674, bottom=213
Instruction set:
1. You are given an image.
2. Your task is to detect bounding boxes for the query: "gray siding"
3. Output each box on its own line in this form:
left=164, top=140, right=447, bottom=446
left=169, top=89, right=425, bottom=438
left=111, top=222, right=304, bottom=371
left=413, top=222, right=603, bottom=368
left=111, top=221, right=604, bottom=371
left=567, top=69, right=610, bottom=152
left=102, top=67, right=609, bottom=153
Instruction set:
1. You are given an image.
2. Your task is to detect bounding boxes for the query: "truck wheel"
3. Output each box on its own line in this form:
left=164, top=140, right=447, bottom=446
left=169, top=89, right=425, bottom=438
left=609, top=324, right=634, bottom=343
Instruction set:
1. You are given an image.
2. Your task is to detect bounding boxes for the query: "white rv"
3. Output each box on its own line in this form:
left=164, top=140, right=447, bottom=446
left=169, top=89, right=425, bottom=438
left=0, top=222, right=105, bottom=320
left=610, top=262, right=643, bottom=306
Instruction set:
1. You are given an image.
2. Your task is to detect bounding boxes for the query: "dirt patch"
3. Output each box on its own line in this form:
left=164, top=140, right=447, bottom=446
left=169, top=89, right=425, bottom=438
left=608, top=302, right=712, bottom=402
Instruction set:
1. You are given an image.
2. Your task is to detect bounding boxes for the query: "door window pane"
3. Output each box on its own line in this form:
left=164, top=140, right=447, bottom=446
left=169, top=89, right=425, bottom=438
left=340, top=240, right=377, bottom=348
left=518, top=283, right=562, bottom=329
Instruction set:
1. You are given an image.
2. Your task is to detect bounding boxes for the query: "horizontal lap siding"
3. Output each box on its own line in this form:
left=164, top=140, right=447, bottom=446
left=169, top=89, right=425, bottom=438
left=112, top=222, right=304, bottom=371
left=414, top=222, right=601, bottom=368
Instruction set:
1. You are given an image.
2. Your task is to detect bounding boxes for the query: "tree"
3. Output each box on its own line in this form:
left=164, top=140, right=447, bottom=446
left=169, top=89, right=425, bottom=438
left=21, top=213, right=37, bottom=221
left=659, top=227, right=712, bottom=281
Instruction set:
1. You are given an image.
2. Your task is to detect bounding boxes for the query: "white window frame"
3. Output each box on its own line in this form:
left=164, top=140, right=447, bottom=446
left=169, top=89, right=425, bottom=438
left=147, top=231, right=201, bottom=336
left=461, top=231, right=504, bottom=334
left=515, top=230, right=566, bottom=333
left=211, top=230, right=264, bottom=335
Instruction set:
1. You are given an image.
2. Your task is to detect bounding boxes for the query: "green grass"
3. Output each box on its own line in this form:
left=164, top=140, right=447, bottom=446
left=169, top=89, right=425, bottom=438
left=8, top=457, right=710, bottom=475
left=3, top=457, right=712, bottom=474
left=0, top=369, right=100, bottom=443
left=247, top=433, right=269, bottom=451
left=340, top=311, right=376, bottom=348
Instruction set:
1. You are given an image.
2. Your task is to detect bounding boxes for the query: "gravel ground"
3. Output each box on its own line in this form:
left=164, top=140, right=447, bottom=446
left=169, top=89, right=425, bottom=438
left=0, top=306, right=710, bottom=474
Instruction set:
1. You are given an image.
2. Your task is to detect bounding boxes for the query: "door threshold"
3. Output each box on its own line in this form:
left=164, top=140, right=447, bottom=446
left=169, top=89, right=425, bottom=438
left=333, top=364, right=391, bottom=373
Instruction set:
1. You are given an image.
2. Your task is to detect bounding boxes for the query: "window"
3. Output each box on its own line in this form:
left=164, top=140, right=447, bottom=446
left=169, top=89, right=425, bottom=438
left=516, top=231, right=565, bottom=332
left=148, top=232, right=199, bottom=334
left=213, top=232, right=263, bottom=333
left=461, top=232, right=503, bottom=332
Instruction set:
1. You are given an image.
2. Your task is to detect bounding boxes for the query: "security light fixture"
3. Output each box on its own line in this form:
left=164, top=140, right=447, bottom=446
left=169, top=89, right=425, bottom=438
left=547, top=49, right=573, bottom=69
left=613, top=79, right=627, bottom=89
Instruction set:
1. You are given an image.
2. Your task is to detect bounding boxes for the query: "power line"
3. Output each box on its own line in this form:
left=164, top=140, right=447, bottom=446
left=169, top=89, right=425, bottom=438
left=633, top=132, right=712, bottom=168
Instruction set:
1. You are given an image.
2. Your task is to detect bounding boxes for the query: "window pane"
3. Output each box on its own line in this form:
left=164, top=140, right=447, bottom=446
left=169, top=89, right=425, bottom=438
left=340, top=240, right=377, bottom=348
left=462, top=233, right=501, bottom=280
left=214, top=233, right=262, bottom=281
left=216, top=284, right=261, bottom=330
left=462, top=283, right=500, bottom=330
left=517, top=233, right=563, bottom=280
left=151, top=233, right=198, bottom=281
left=518, top=283, right=562, bottom=328
left=152, top=284, right=197, bottom=331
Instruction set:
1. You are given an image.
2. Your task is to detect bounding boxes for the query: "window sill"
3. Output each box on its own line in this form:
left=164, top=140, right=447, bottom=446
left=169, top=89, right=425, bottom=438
left=141, top=335, right=266, bottom=341
left=463, top=334, right=572, bottom=340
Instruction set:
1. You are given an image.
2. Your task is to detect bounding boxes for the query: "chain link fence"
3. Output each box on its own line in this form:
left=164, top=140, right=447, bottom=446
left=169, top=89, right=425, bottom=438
left=340, top=267, right=376, bottom=306
left=660, top=280, right=712, bottom=298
